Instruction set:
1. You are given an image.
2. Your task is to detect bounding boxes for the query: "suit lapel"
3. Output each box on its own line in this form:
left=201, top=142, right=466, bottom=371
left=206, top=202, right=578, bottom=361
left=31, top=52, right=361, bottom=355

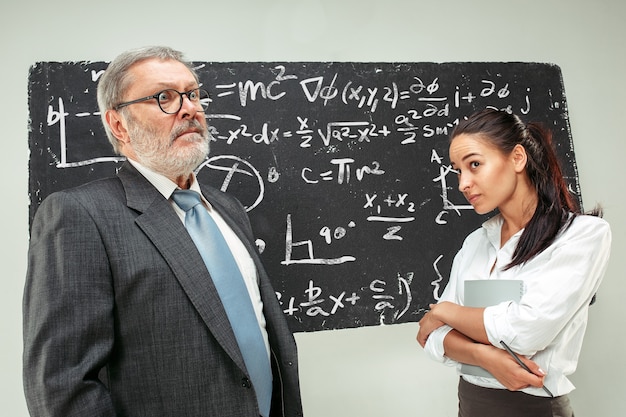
left=117, top=163, right=247, bottom=372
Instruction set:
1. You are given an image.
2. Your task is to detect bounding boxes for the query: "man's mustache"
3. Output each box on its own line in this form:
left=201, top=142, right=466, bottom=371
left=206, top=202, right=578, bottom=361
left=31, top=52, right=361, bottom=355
left=170, top=120, right=208, bottom=141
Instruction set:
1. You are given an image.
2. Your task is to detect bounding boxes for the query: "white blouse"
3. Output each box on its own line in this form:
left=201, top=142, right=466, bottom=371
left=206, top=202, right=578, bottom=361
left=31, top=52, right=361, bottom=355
left=423, top=213, right=611, bottom=397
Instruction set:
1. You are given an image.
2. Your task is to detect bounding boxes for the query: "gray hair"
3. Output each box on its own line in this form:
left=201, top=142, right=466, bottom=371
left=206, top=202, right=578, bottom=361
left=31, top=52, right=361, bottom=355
left=96, top=46, right=199, bottom=154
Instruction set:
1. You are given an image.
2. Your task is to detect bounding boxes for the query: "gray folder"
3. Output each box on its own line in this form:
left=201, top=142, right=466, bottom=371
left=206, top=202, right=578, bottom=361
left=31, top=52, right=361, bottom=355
left=460, top=279, right=524, bottom=378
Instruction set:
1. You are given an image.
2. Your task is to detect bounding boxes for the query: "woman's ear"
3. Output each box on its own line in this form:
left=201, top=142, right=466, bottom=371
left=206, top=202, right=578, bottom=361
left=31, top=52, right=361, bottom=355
left=511, top=144, right=528, bottom=173
left=105, top=109, right=130, bottom=144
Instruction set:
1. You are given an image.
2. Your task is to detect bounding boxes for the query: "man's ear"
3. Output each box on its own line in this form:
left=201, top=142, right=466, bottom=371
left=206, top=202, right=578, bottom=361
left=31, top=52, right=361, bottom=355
left=105, top=109, right=130, bottom=144
left=511, top=144, right=528, bottom=173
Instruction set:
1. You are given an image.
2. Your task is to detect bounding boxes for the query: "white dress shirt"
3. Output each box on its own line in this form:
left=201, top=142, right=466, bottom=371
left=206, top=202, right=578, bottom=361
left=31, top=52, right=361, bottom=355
left=128, top=160, right=271, bottom=357
left=424, top=213, right=611, bottom=397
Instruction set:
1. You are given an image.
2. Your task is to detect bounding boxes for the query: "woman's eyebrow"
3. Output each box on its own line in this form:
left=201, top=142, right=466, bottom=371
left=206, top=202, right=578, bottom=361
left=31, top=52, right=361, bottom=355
left=461, top=152, right=481, bottom=162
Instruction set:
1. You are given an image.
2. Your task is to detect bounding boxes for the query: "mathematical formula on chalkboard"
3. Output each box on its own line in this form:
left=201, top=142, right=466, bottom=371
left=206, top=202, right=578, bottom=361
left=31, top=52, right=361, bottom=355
left=28, top=61, right=580, bottom=332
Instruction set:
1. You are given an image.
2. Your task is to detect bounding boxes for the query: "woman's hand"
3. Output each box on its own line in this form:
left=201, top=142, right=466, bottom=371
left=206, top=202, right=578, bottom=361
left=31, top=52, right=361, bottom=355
left=479, top=344, right=546, bottom=391
left=416, top=302, right=462, bottom=347
left=419, top=301, right=489, bottom=345
left=416, top=306, right=446, bottom=347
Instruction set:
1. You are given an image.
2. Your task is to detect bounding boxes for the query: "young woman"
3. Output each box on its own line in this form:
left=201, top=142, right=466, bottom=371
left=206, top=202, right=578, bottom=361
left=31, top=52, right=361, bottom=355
left=416, top=108, right=611, bottom=417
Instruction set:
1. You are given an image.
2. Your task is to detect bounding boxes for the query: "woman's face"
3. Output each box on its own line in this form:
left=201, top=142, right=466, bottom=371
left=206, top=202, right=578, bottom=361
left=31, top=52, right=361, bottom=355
left=448, top=133, right=525, bottom=215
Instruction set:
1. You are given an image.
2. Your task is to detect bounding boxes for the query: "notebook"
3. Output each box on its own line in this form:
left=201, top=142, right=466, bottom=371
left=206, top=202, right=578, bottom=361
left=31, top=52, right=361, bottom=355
left=460, top=279, right=524, bottom=378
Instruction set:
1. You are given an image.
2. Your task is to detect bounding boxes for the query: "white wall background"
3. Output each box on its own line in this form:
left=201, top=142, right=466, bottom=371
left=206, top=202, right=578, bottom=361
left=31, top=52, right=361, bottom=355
left=2, top=1, right=624, bottom=416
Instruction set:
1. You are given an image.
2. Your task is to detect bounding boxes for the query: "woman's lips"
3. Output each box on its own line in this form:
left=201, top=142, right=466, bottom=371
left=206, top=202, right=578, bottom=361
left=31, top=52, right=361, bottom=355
left=466, top=194, right=480, bottom=205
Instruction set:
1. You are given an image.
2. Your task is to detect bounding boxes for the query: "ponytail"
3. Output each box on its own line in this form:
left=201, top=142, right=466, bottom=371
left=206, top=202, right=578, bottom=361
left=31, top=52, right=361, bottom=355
left=512, top=121, right=578, bottom=269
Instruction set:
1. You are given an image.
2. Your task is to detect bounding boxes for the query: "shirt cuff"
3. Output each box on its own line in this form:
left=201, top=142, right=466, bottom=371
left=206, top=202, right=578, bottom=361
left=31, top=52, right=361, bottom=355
left=484, top=301, right=516, bottom=346
left=423, top=324, right=456, bottom=365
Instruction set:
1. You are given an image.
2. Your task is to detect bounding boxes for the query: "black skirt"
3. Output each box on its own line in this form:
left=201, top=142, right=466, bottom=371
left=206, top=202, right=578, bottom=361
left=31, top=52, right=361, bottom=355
left=458, top=377, right=574, bottom=417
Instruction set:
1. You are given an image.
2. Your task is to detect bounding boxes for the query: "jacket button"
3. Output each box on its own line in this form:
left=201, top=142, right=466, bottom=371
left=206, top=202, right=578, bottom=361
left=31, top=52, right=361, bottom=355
left=241, top=377, right=252, bottom=388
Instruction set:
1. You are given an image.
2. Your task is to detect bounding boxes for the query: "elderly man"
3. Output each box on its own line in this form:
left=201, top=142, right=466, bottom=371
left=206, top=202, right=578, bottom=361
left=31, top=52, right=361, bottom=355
left=23, top=46, right=302, bottom=417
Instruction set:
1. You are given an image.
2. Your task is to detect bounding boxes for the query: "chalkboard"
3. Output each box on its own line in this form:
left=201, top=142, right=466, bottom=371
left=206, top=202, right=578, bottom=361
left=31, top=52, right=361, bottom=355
left=28, top=61, right=581, bottom=332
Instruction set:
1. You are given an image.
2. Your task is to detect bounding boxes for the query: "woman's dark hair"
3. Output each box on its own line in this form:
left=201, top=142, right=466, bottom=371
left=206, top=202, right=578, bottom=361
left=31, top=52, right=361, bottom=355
left=450, top=108, right=601, bottom=269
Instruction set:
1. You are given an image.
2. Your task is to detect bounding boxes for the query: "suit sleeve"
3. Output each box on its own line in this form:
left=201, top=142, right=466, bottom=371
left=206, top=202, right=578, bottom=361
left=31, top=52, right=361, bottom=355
left=23, top=191, right=118, bottom=417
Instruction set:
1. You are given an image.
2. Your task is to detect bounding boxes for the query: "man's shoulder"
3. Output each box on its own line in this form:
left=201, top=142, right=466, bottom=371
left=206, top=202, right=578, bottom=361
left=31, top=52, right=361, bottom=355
left=57, top=176, right=124, bottom=198
left=40, top=176, right=125, bottom=213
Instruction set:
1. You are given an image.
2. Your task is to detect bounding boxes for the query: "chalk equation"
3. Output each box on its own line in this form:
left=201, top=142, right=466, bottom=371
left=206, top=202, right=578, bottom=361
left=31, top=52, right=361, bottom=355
left=276, top=271, right=416, bottom=327
left=28, top=61, right=580, bottom=332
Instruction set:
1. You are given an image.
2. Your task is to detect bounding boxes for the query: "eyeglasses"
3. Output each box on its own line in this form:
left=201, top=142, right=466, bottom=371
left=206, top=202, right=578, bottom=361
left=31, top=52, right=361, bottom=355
left=114, top=88, right=210, bottom=114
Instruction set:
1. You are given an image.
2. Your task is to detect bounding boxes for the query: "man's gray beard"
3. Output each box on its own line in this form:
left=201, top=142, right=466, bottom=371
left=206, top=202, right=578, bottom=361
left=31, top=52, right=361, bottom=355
left=128, top=118, right=210, bottom=179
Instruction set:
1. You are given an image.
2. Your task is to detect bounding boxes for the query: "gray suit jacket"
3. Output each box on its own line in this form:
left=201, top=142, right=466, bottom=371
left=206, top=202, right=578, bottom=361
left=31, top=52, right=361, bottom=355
left=23, top=162, right=303, bottom=417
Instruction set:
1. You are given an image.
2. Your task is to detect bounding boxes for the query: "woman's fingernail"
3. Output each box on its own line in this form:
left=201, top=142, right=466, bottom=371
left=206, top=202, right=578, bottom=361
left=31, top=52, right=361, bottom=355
left=538, top=368, right=546, bottom=376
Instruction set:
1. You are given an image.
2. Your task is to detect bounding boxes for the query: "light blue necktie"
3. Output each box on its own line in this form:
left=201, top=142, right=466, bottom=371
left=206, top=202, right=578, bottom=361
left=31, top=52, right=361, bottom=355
left=171, top=189, right=272, bottom=417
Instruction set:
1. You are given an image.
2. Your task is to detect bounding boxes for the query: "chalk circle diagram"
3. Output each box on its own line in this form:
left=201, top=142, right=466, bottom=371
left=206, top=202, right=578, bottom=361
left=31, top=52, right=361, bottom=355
left=195, top=155, right=265, bottom=213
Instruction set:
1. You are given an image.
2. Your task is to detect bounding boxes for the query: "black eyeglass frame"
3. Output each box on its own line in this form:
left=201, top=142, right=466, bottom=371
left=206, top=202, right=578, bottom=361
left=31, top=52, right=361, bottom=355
left=114, top=88, right=210, bottom=114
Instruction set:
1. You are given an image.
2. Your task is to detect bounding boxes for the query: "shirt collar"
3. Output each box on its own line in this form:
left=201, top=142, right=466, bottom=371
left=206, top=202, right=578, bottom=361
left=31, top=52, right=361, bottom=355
left=482, top=213, right=525, bottom=250
left=127, top=158, right=202, bottom=199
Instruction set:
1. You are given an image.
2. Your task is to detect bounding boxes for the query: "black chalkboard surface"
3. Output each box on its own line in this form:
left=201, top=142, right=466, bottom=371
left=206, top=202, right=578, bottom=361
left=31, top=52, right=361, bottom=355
left=28, top=61, right=581, bottom=332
